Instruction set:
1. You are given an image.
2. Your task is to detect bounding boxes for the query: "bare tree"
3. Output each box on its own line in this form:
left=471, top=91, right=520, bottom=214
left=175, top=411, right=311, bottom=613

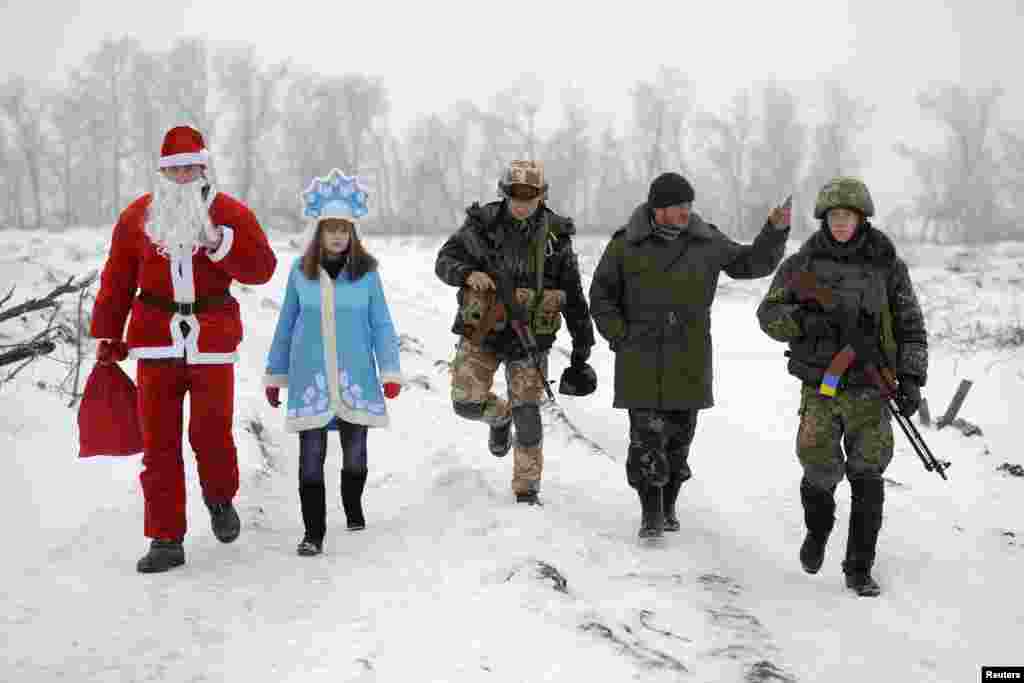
left=402, top=113, right=462, bottom=230
left=895, top=84, right=1006, bottom=243
left=0, top=125, right=10, bottom=227
left=629, top=66, right=695, bottom=181
left=83, top=37, right=143, bottom=219
left=215, top=45, right=288, bottom=206
left=47, top=88, right=88, bottom=227
left=698, top=89, right=757, bottom=234
left=492, top=73, right=545, bottom=159
left=165, top=38, right=219, bottom=181
left=999, top=128, right=1024, bottom=228
left=801, top=81, right=874, bottom=234
left=750, top=82, right=806, bottom=229
left=0, top=77, right=49, bottom=228
left=591, top=127, right=643, bottom=231
left=128, top=46, right=167, bottom=194
left=543, top=87, right=592, bottom=223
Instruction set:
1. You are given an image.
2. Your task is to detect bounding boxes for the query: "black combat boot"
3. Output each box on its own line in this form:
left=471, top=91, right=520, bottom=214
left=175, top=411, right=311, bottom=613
left=298, top=483, right=326, bottom=555
left=489, top=420, right=513, bottom=457
left=516, top=490, right=542, bottom=506
left=842, top=477, right=885, bottom=597
left=662, top=474, right=684, bottom=532
left=637, top=486, right=665, bottom=539
left=206, top=499, right=241, bottom=543
left=799, top=478, right=836, bottom=574
left=136, top=538, right=185, bottom=573
left=341, top=469, right=368, bottom=531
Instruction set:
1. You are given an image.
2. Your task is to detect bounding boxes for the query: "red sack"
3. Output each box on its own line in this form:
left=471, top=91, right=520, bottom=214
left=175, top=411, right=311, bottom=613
left=78, top=361, right=144, bottom=457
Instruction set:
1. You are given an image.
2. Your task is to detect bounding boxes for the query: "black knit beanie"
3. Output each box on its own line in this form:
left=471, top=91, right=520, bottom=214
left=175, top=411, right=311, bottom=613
left=648, top=172, right=695, bottom=209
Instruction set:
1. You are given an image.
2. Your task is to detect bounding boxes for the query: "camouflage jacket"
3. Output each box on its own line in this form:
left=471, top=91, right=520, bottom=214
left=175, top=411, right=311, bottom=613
left=434, top=200, right=595, bottom=356
left=589, top=204, right=788, bottom=410
left=756, top=224, right=928, bottom=387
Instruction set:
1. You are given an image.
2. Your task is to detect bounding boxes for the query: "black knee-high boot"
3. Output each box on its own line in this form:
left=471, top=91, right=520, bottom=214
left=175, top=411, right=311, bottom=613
left=341, top=469, right=368, bottom=531
left=299, top=483, right=326, bottom=545
left=662, top=474, right=684, bottom=532
left=799, top=478, right=836, bottom=574
left=637, top=485, right=664, bottom=538
left=843, top=477, right=884, bottom=596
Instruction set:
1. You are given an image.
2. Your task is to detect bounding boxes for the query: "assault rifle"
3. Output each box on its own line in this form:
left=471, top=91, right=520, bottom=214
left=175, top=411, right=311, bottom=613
left=785, top=271, right=948, bottom=480
left=479, top=256, right=556, bottom=403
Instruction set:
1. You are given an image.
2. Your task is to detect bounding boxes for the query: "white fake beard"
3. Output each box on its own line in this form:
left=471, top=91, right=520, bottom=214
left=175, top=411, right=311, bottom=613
left=145, top=174, right=213, bottom=256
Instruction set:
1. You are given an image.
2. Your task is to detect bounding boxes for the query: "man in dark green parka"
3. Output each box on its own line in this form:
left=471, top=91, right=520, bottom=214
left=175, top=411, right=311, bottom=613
left=589, top=172, right=790, bottom=538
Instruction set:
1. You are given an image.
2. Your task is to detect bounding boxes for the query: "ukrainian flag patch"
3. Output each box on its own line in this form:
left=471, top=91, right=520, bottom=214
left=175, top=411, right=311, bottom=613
left=819, top=374, right=840, bottom=397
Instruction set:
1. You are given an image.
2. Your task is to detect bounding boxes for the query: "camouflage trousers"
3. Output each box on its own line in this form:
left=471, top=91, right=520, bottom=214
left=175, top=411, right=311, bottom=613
left=797, top=384, right=894, bottom=490
left=626, top=409, right=698, bottom=489
left=450, top=339, right=547, bottom=495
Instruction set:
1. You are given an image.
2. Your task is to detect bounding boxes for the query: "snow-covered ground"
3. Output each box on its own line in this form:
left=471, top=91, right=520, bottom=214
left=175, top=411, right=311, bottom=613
left=2, top=227, right=1022, bottom=682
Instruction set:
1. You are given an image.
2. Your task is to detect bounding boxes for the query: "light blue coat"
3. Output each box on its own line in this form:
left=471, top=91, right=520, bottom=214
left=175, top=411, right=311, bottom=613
left=264, top=258, right=402, bottom=432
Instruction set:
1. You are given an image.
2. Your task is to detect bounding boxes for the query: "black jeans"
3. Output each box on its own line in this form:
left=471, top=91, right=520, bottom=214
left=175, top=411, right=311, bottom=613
left=298, top=419, right=369, bottom=485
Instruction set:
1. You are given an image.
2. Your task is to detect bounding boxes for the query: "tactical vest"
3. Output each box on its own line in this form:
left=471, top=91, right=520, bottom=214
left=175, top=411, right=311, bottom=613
left=457, top=207, right=565, bottom=340
left=787, top=256, right=899, bottom=386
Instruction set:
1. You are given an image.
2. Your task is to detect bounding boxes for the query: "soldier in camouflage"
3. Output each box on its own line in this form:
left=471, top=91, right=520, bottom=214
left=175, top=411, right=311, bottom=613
left=435, top=161, right=596, bottom=505
left=590, top=172, right=790, bottom=539
left=756, top=176, right=928, bottom=597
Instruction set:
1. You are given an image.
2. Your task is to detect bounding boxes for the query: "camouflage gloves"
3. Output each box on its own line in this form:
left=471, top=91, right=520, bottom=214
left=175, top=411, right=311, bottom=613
left=896, top=376, right=922, bottom=417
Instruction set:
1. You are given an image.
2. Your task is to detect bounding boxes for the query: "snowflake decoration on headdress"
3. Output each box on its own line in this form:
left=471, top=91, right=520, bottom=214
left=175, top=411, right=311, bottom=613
left=301, top=168, right=369, bottom=221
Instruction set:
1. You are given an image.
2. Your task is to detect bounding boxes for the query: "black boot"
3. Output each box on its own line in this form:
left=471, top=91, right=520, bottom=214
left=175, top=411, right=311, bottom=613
left=799, top=478, right=836, bottom=574
left=637, top=486, right=664, bottom=539
left=136, top=538, right=185, bottom=573
left=489, top=420, right=513, bottom=457
left=341, top=469, right=368, bottom=531
left=299, top=483, right=326, bottom=555
left=516, top=491, right=542, bottom=506
left=842, top=477, right=884, bottom=597
left=662, top=474, right=684, bottom=532
left=206, top=500, right=241, bottom=544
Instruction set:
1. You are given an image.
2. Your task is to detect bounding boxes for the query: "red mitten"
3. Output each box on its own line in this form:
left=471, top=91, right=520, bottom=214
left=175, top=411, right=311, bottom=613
left=265, top=386, right=281, bottom=407
left=96, top=340, right=129, bottom=364
left=383, top=382, right=401, bottom=399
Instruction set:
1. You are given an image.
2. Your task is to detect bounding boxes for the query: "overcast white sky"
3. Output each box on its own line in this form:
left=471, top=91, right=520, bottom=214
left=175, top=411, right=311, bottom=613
left=1, top=0, right=1022, bottom=212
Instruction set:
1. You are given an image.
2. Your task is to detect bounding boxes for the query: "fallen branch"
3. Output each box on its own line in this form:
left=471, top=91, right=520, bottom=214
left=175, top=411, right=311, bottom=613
left=0, top=274, right=94, bottom=325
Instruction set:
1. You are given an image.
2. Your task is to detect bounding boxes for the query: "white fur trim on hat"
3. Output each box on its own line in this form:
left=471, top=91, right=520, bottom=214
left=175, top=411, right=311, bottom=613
left=159, top=149, right=210, bottom=168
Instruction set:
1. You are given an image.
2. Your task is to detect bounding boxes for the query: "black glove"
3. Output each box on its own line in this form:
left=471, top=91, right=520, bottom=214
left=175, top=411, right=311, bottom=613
left=896, top=376, right=922, bottom=417
left=570, top=345, right=591, bottom=366
left=792, top=308, right=835, bottom=339
left=559, top=350, right=597, bottom=396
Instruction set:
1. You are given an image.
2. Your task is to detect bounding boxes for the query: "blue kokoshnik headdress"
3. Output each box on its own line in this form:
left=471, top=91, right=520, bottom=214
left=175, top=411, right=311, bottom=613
left=302, top=168, right=369, bottom=221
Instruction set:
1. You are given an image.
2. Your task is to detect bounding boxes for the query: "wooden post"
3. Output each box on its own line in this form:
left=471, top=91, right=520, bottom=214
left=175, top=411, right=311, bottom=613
left=917, top=396, right=931, bottom=427
left=936, top=379, right=973, bottom=430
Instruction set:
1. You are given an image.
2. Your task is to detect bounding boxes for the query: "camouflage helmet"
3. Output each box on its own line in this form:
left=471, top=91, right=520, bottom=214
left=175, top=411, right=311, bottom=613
left=814, top=176, right=875, bottom=219
left=497, top=160, right=548, bottom=198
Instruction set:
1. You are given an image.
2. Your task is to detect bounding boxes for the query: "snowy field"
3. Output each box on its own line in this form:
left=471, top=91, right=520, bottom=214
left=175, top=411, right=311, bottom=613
left=2, top=226, right=1022, bottom=682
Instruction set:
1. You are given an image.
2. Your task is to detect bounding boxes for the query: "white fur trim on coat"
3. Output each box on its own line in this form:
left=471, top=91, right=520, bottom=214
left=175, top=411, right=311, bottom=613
left=207, top=226, right=234, bottom=262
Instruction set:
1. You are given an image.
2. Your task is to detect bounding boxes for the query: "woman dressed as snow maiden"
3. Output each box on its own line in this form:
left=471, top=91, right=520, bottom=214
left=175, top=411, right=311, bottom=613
left=264, top=169, right=403, bottom=556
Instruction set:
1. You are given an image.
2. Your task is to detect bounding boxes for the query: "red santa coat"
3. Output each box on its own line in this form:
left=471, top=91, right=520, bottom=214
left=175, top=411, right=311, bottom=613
left=91, top=189, right=277, bottom=362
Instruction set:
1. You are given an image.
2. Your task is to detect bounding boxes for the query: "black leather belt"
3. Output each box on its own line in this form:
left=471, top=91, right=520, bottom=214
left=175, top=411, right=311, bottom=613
left=138, top=291, right=233, bottom=315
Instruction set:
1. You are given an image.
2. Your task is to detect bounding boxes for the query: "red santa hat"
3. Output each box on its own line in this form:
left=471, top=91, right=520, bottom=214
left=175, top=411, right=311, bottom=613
left=159, top=125, right=210, bottom=168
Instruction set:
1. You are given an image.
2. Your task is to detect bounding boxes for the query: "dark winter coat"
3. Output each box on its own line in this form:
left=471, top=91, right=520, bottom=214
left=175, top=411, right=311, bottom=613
left=434, top=200, right=595, bottom=357
left=756, top=223, right=928, bottom=387
left=589, top=203, right=788, bottom=410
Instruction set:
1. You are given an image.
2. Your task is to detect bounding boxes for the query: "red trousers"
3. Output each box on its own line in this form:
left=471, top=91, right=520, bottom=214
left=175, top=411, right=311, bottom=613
left=136, top=361, right=239, bottom=540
